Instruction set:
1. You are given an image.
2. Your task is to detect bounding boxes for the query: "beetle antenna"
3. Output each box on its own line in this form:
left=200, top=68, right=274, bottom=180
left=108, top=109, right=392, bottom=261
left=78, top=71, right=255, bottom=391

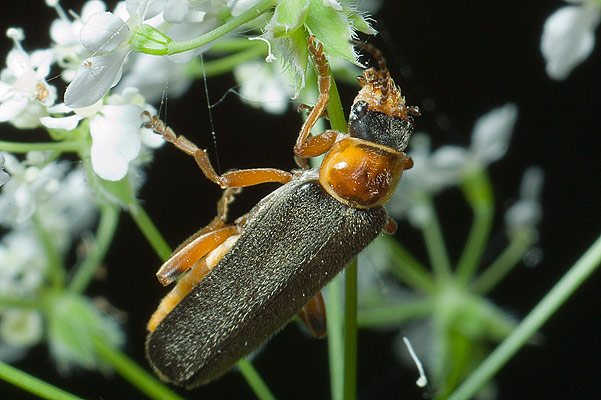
left=351, top=39, right=391, bottom=105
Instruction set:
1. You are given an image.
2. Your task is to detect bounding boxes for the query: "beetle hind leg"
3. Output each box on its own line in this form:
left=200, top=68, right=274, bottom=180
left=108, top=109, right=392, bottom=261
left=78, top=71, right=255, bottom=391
left=298, top=291, right=327, bottom=338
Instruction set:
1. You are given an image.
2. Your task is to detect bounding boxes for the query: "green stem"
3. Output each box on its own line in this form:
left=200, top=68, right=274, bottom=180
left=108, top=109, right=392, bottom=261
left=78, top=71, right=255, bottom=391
left=326, top=276, right=344, bottom=400
left=237, top=359, right=276, bottom=400
left=357, top=299, right=432, bottom=328
left=421, top=196, right=452, bottom=280
left=456, top=171, right=494, bottom=284
left=455, top=205, right=493, bottom=285
left=0, top=296, right=45, bottom=309
left=166, top=0, right=276, bottom=55
left=472, top=231, right=534, bottom=295
left=210, top=38, right=264, bottom=52
left=69, top=204, right=120, bottom=293
left=33, top=215, right=65, bottom=290
left=343, top=259, right=358, bottom=400
left=379, top=235, right=436, bottom=294
left=187, top=44, right=268, bottom=78
left=0, top=140, right=83, bottom=153
left=446, top=234, right=601, bottom=400
left=92, top=336, right=185, bottom=400
left=0, top=361, right=84, bottom=400
left=128, top=200, right=172, bottom=262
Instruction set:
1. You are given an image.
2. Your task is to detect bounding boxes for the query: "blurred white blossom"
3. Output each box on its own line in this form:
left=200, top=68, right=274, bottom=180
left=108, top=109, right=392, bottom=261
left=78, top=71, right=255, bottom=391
left=389, top=104, right=518, bottom=226
left=505, top=166, right=544, bottom=236
left=541, top=0, right=601, bottom=80
left=0, top=153, right=8, bottom=186
left=0, top=28, right=56, bottom=128
left=234, top=60, right=296, bottom=114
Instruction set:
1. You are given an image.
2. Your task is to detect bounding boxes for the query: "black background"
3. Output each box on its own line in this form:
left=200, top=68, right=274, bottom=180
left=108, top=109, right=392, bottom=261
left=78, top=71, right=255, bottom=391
left=2, top=1, right=600, bottom=399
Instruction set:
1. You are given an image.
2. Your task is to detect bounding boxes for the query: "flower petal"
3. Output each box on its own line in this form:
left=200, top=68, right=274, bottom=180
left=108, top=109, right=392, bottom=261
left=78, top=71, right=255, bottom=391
left=80, top=11, right=130, bottom=53
left=0, top=97, right=28, bottom=122
left=89, top=104, right=142, bottom=181
left=40, top=114, right=83, bottom=130
left=471, top=103, right=518, bottom=164
left=541, top=5, right=601, bottom=80
left=64, top=49, right=130, bottom=108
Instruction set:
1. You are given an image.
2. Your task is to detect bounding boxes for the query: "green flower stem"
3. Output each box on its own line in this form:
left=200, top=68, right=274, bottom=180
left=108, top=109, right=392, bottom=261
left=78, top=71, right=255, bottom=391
left=0, top=360, right=84, bottom=400
left=357, top=299, right=432, bottom=328
left=127, top=200, right=172, bottom=262
left=343, top=259, right=358, bottom=400
left=68, top=203, right=120, bottom=293
left=421, top=196, right=452, bottom=280
left=210, top=37, right=264, bottom=52
left=0, top=140, right=83, bottom=153
left=322, top=62, right=350, bottom=400
left=0, top=296, right=45, bottom=309
left=454, top=203, right=493, bottom=284
left=166, top=0, right=276, bottom=55
left=446, top=233, right=601, bottom=400
left=32, top=215, right=65, bottom=290
left=326, top=275, right=344, bottom=400
left=91, top=336, right=185, bottom=400
left=472, top=231, right=534, bottom=295
left=456, top=170, right=494, bottom=284
left=379, top=235, right=436, bottom=294
left=187, top=44, right=268, bottom=78
left=237, top=359, right=276, bottom=400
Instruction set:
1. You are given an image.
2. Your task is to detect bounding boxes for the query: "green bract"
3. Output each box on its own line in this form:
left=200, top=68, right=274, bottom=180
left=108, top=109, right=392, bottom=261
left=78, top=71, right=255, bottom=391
left=130, top=24, right=172, bottom=56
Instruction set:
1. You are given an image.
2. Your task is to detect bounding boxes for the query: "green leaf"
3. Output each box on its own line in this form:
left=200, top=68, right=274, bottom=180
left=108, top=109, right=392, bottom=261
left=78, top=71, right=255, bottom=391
left=305, top=0, right=357, bottom=64
left=348, top=12, right=378, bottom=35
left=46, top=293, right=124, bottom=374
left=270, top=0, right=309, bottom=38
left=287, top=27, right=310, bottom=93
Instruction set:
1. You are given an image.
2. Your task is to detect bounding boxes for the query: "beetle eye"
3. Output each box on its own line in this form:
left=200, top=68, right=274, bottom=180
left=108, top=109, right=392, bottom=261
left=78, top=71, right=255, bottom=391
left=349, top=101, right=368, bottom=122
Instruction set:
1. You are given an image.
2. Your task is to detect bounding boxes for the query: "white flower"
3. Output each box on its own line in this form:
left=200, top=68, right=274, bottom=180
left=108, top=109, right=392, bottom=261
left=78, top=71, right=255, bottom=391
left=115, top=53, right=191, bottom=103
left=42, top=88, right=162, bottom=181
left=0, top=28, right=56, bottom=129
left=0, top=152, right=70, bottom=227
left=64, top=11, right=133, bottom=108
left=64, top=0, right=168, bottom=108
left=48, top=0, right=108, bottom=82
left=0, top=153, right=8, bottom=186
left=0, top=228, right=48, bottom=298
left=234, top=60, right=296, bottom=114
left=0, top=309, right=44, bottom=349
left=435, top=103, right=518, bottom=178
left=505, top=166, right=544, bottom=236
left=541, top=0, right=601, bottom=80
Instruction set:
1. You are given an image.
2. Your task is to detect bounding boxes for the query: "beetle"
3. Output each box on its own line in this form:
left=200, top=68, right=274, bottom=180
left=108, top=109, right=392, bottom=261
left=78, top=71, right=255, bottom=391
left=143, top=36, right=420, bottom=388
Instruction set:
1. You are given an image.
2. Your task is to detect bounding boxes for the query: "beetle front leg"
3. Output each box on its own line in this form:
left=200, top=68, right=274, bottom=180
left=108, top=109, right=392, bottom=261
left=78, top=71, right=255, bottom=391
left=293, top=37, right=342, bottom=161
left=143, top=112, right=293, bottom=188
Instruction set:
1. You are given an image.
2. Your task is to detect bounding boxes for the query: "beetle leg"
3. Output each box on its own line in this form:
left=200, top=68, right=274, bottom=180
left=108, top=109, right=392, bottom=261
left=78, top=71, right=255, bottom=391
left=384, top=216, right=398, bottom=234
left=156, top=188, right=242, bottom=286
left=297, top=103, right=329, bottom=120
left=293, top=36, right=341, bottom=160
left=148, top=233, right=241, bottom=332
left=143, top=112, right=293, bottom=188
left=403, top=155, right=414, bottom=170
left=298, top=291, right=327, bottom=338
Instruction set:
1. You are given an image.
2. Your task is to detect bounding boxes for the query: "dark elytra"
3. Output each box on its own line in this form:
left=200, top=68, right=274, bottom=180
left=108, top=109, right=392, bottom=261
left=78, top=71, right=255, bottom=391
left=145, top=172, right=388, bottom=387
